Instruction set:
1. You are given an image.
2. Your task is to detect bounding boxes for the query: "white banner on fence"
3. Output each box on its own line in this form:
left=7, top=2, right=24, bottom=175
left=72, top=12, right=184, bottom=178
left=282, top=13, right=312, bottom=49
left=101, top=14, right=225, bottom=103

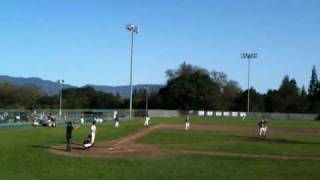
left=223, top=112, right=230, bottom=116
left=198, top=111, right=205, bottom=116
left=207, top=111, right=213, bottom=116
left=216, top=112, right=222, bottom=116
left=232, top=112, right=238, bottom=117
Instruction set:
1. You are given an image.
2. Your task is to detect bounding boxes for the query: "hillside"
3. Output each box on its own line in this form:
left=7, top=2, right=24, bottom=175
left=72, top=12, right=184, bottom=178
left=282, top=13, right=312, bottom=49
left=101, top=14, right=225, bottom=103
left=0, top=75, right=162, bottom=98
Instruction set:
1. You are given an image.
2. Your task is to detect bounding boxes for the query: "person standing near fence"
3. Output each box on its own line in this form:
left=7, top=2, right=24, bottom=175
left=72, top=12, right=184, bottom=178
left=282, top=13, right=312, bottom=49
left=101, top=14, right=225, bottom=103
left=80, top=113, right=85, bottom=124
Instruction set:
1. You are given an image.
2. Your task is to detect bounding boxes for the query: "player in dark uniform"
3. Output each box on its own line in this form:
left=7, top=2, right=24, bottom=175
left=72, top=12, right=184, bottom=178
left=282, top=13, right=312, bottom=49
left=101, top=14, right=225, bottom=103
left=66, top=122, right=74, bottom=151
left=66, top=121, right=79, bottom=151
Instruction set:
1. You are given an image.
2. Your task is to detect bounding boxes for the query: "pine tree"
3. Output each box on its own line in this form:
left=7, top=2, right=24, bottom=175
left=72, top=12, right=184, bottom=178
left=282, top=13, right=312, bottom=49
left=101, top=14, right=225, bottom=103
left=307, top=66, right=320, bottom=113
left=317, top=81, right=320, bottom=100
left=301, top=86, right=307, bottom=96
left=308, top=65, right=318, bottom=97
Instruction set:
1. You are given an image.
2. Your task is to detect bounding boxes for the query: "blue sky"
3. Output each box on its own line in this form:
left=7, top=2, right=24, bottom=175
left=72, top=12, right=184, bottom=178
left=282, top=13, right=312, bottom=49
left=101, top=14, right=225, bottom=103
left=0, top=0, right=319, bottom=93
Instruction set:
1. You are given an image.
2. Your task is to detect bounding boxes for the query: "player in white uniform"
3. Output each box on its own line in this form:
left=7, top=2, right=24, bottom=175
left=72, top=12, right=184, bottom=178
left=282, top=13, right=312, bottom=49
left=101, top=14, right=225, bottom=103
left=90, top=121, right=96, bottom=144
left=144, top=115, right=150, bottom=128
left=185, top=115, right=190, bottom=130
left=83, top=134, right=93, bottom=149
left=32, top=119, right=39, bottom=127
left=113, top=111, right=119, bottom=128
left=263, top=119, right=268, bottom=135
left=258, top=119, right=268, bottom=136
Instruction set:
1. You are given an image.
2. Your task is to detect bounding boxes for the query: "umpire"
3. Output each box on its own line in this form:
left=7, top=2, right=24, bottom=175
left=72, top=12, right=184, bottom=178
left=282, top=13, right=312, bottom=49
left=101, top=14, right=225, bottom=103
left=66, top=121, right=74, bottom=151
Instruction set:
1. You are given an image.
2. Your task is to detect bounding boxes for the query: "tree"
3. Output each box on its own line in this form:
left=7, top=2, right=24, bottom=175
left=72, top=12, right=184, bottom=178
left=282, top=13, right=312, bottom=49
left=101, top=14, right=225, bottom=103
left=298, top=86, right=310, bottom=113
left=61, top=87, right=124, bottom=109
left=210, top=70, right=242, bottom=110
left=221, top=80, right=242, bottom=110
left=17, top=85, right=43, bottom=109
left=210, top=70, right=228, bottom=87
left=263, top=76, right=301, bottom=113
left=160, top=62, right=221, bottom=110
left=280, top=76, right=300, bottom=112
left=264, top=89, right=283, bottom=112
left=307, top=66, right=320, bottom=113
left=308, top=65, right=319, bottom=97
left=233, top=88, right=264, bottom=112
left=0, top=83, right=43, bottom=109
left=132, top=89, right=147, bottom=109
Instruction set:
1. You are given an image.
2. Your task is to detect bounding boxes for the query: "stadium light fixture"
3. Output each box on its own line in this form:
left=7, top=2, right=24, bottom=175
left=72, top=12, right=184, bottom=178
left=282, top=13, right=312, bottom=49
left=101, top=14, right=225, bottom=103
left=126, top=24, right=139, bottom=119
left=58, top=79, right=64, bottom=118
left=240, top=53, right=258, bottom=117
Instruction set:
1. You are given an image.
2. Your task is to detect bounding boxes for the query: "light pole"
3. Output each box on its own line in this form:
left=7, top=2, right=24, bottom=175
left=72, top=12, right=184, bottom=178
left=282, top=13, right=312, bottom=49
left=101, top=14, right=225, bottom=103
left=144, top=86, right=149, bottom=116
left=240, top=53, right=258, bottom=116
left=126, top=24, right=139, bottom=119
left=58, top=79, right=64, bottom=118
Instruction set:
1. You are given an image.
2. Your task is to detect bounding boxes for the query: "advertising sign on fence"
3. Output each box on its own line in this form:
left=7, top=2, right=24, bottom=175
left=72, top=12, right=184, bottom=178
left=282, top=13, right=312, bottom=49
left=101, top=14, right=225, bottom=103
left=198, top=111, right=205, bottom=116
left=232, top=112, right=238, bottom=117
left=207, top=111, right=213, bottom=116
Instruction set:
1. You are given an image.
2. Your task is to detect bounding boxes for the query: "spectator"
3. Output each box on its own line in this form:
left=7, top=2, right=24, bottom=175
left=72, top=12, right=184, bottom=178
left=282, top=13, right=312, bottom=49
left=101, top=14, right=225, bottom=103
left=32, top=119, right=39, bottom=127
left=80, top=113, right=85, bottom=124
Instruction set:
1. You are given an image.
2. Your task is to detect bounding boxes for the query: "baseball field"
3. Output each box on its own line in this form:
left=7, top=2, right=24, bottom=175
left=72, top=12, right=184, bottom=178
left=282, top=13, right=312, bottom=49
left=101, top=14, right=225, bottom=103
left=1, top=117, right=320, bottom=180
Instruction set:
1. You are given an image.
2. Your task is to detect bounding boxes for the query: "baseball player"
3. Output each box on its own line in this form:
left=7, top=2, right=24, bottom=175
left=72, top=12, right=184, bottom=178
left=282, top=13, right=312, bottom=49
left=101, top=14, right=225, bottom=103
left=83, top=134, right=93, bottom=149
left=113, top=111, right=119, bottom=128
left=258, top=119, right=267, bottom=136
left=144, top=115, right=150, bottom=128
left=90, top=121, right=97, bottom=144
left=65, top=122, right=79, bottom=151
left=185, top=115, right=190, bottom=130
left=264, top=119, right=268, bottom=135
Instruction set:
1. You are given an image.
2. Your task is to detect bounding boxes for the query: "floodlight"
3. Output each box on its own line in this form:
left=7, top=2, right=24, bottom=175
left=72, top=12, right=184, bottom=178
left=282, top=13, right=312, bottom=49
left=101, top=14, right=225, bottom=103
left=127, top=23, right=139, bottom=119
left=126, top=24, right=138, bottom=33
left=240, top=52, right=258, bottom=115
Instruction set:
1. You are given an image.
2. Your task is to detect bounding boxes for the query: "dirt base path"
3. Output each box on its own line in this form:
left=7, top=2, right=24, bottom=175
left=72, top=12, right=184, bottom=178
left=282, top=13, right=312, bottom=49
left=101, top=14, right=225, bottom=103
left=50, top=124, right=320, bottom=160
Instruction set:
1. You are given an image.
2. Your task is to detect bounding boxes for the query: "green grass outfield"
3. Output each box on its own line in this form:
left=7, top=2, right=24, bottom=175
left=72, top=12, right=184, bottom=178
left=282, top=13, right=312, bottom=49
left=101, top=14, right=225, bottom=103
left=1, top=117, right=320, bottom=180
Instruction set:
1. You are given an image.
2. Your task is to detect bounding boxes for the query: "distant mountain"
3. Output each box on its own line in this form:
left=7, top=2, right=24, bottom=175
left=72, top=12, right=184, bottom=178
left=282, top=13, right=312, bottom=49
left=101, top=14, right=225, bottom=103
left=0, top=75, right=163, bottom=98
left=84, top=84, right=163, bottom=98
left=0, top=75, right=75, bottom=95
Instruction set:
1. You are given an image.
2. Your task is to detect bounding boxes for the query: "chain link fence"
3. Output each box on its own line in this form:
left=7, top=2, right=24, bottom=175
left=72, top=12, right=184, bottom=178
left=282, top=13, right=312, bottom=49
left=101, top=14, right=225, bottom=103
left=0, top=109, right=319, bottom=127
left=0, top=109, right=148, bottom=127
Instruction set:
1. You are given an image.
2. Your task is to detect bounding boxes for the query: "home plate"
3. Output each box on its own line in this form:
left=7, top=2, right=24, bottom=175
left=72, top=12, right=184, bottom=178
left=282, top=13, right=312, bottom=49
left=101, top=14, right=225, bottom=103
left=107, top=147, right=114, bottom=151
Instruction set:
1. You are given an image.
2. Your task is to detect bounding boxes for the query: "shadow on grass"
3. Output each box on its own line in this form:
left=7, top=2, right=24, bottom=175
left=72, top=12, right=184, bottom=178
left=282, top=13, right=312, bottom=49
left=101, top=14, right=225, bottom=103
left=233, top=136, right=320, bottom=145
left=31, top=142, right=84, bottom=151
